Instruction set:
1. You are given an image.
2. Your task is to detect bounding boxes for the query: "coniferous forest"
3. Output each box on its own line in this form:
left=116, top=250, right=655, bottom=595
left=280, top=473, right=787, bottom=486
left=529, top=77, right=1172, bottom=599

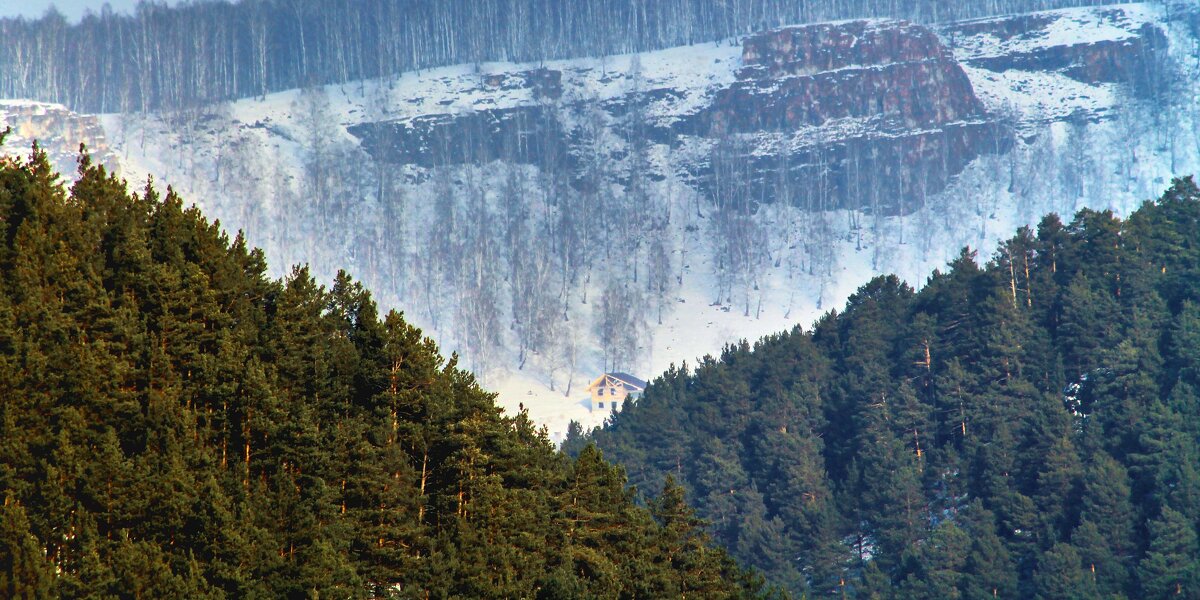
left=576, top=178, right=1200, bottom=598
left=0, top=139, right=771, bottom=598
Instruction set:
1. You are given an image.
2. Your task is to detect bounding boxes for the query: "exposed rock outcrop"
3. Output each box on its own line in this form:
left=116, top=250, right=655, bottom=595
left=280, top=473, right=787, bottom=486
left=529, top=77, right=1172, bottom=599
left=941, top=8, right=1167, bottom=91
left=343, top=5, right=1166, bottom=214
left=678, top=19, right=1004, bottom=213
left=350, top=104, right=566, bottom=168
left=0, top=101, right=120, bottom=177
left=739, top=20, right=953, bottom=77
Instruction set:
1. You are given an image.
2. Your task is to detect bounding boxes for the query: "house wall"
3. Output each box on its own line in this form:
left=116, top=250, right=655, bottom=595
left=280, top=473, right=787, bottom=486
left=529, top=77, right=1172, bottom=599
left=590, top=379, right=631, bottom=412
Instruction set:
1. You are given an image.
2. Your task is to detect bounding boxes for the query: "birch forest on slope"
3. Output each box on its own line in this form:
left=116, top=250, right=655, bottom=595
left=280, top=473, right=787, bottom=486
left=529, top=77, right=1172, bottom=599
left=2, top=0, right=1101, bottom=113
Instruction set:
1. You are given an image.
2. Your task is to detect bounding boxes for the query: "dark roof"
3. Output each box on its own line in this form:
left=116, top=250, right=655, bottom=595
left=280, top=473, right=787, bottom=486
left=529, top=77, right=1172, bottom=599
left=608, top=372, right=647, bottom=389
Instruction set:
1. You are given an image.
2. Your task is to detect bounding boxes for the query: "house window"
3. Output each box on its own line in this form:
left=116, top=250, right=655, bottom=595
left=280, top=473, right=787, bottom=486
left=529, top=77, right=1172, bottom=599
left=610, top=388, right=616, bottom=395
left=598, top=388, right=605, bottom=396
left=598, top=402, right=605, bottom=409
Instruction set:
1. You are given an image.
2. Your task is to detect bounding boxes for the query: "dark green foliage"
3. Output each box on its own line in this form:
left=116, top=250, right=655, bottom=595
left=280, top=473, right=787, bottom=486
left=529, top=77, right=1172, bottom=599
left=1076, top=453, right=1137, bottom=592
left=0, top=148, right=766, bottom=597
left=960, top=503, right=1018, bottom=600
left=897, top=520, right=970, bottom=599
left=1139, top=506, right=1200, bottom=599
left=1032, top=543, right=1095, bottom=600
left=0, top=501, right=55, bottom=599
left=589, top=177, right=1200, bottom=597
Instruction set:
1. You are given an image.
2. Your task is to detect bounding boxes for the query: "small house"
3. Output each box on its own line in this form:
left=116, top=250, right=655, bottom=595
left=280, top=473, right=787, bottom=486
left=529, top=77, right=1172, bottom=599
left=586, top=372, right=646, bottom=413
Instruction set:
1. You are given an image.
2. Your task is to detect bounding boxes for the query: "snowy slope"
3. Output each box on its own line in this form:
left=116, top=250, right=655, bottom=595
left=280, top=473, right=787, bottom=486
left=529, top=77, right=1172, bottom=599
left=942, top=3, right=1164, bottom=125
left=4, top=2, right=1197, bottom=443
left=948, top=3, right=1159, bottom=58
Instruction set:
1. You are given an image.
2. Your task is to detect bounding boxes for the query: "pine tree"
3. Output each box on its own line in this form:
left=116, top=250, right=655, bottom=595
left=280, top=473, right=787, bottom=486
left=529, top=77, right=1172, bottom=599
left=1056, top=272, right=1118, bottom=384
left=856, top=560, right=893, bottom=600
left=961, top=502, right=1018, bottom=600
left=905, top=520, right=970, bottom=599
left=1072, top=520, right=1127, bottom=597
left=1169, top=302, right=1200, bottom=396
left=854, top=396, right=927, bottom=570
left=1033, top=543, right=1096, bottom=600
left=1079, top=453, right=1137, bottom=575
left=754, top=414, right=844, bottom=593
left=650, top=475, right=743, bottom=598
left=0, top=500, right=55, bottom=599
left=1033, top=432, right=1083, bottom=544
left=734, top=488, right=800, bottom=592
left=107, top=533, right=220, bottom=599
left=1138, top=506, right=1200, bottom=599
left=561, top=445, right=649, bottom=597
left=561, top=420, right=589, bottom=458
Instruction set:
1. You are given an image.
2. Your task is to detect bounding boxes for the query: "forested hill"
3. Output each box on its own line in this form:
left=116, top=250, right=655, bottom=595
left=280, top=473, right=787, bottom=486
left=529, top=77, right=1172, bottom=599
left=0, top=140, right=768, bottom=598
left=577, top=178, right=1200, bottom=598
left=0, top=0, right=1099, bottom=112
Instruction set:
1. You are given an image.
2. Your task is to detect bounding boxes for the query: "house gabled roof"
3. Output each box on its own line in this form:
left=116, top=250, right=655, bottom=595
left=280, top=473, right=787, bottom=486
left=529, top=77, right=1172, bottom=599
left=608, top=372, right=647, bottom=390
left=587, top=373, right=647, bottom=392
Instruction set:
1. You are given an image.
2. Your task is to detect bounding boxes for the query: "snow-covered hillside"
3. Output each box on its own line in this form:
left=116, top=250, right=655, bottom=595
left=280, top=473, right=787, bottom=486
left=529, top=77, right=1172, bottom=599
left=3, top=2, right=1197, bottom=442
left=944, top=3, right=1166, bottom=124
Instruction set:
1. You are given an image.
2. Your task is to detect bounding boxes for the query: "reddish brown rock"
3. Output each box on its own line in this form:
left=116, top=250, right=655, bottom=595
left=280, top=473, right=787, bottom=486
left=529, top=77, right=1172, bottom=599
left=740, top=20, right=954, bottom=77
left=708, top=57, right=985, bottom=134
left=699, top=20, right=987, bottom=135
left=682, top=19, right=1003, bottom=213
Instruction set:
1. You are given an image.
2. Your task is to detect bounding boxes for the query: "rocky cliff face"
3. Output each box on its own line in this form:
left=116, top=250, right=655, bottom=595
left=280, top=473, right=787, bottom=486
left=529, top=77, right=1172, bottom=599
left=351, top=105, right=567, bottom=169
left=346, top=5, right=1165, bottom=215
left=0, top=101, right=120, bottom=177
left=740, top=20, right=952, bottom=76
left=722, top=20, right=983, bottom=130
left=349, top=67, right=569, bottom=169
left=679, top=19, right=1005, bottom=214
